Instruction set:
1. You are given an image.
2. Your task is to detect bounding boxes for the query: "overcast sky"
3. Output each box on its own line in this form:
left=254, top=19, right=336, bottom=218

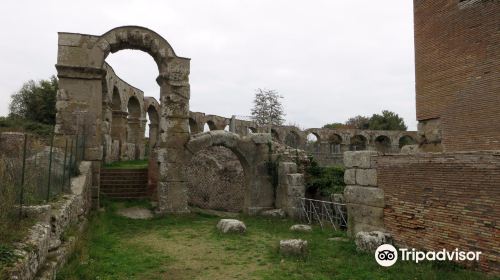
left=0, top=0, right=417, bottom=130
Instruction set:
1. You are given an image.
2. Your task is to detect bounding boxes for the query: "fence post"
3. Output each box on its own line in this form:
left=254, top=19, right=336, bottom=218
left=46, top=133, right=55, bottom=201
left=19, top=134, right=28, bottom=218
left=62, top=138, right=68, bottom=193
left=68, top=138, right=74, bottom=191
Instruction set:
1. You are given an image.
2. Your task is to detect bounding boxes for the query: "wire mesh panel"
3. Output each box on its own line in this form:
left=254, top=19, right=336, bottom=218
left=299, top=197, right=347, bottom=230
left=0, top=132, right=86, bottom=220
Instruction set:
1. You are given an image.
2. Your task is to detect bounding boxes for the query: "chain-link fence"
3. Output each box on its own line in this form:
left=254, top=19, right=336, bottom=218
left=0, top=132, right=86, bottom=226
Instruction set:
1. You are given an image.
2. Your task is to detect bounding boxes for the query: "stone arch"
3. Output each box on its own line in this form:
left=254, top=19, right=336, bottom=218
left=350, top=135, right=367, bottom=151
left=247, top=127, right=257, bottom=135
left=189, top=118, right=199, bottom=134
left=185, top=131, right=261, bottom=212
left=374, top=135, right=391, bottom=153
left=206, top=120, right=217, bottom=131
left=399, top=135, right=417, bottom=148
left=328, top=133, right=342, bottom=154
left=284, top=130, right=301, bottom=149
left=305, top=132, right=320, bottom=153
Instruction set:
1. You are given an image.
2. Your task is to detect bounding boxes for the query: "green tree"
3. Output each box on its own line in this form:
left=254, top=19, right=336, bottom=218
left=345, top=115, right=370, bottom=130
left=9, top=76, right=58, bottom=125
left=322, top=122, right=347, bottom=129
left=251, top=88, right=285, bottom=126
left=368, top=110, right=407, bottom=131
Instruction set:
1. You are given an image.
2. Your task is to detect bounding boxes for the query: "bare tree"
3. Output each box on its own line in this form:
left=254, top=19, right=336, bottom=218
left=251, top=88, right=285, bottom=128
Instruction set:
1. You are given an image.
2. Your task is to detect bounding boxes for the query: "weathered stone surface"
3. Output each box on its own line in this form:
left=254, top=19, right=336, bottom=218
left=347, top=204, right=385, bottom=237
left=279, top=162, right=297, bottom=175
left=355, top=169, right=377, bottom=186
left=400, top=144, right=420, bottom=154
left=355, top=231, right=393, bottom=252
left=279, top=239, right=308, bottom=256
left=344, top=169, right=356, bottom=185
left=344, top=186, right=384, bottom=208
left=344, top=151, right=378, bottom=168
left=290, top=224, right=312, bottom=232
left=261, top=209, right=286, bottom=218
left=216, top=219, right=246, bottom=233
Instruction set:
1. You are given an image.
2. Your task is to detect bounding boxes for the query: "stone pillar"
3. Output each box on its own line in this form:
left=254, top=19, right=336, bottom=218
left=343, top=151, right=385, bottom=237
left=55, top=64, right=105, bottom=209
left=127, top=117, right=141, bottom=160
left=111, top=110, right=128, bottom=161
left=138, top=118, right=147, bottom=160
left=276, top=162, right=305, bottom=218
left=156, top=57, right=191, bottom=214
left=148, top=122, right=158, bottom=150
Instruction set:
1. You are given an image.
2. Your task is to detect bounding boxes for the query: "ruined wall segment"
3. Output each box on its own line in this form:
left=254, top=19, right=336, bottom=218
left=377, top=152, right=500, bottom=273
left=414, top=0, right=500, bottom=151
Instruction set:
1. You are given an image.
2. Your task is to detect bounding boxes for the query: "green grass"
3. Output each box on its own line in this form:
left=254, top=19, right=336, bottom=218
left=103, top=160, right=148, bottom=169
left=58, top=201, right=497, bottom=280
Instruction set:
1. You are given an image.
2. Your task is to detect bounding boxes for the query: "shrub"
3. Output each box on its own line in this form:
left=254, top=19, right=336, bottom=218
left=305, top=158, right=345, bottom=197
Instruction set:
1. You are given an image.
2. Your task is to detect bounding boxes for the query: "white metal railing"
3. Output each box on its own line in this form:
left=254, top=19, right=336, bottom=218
left=299, top=197, right=347, bottom=230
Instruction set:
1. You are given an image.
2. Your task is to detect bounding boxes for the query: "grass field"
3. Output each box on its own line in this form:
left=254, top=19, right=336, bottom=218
left=103, top=160, right=148, bottom=169
left=58, top=201, right=496, bottom=280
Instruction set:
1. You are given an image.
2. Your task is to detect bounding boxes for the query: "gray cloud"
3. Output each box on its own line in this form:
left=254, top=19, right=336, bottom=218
left=0, top=0, right=417, bottom=130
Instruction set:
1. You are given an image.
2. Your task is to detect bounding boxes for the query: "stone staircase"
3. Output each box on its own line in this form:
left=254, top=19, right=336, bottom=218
left=100, top=169, right=149, bottom=200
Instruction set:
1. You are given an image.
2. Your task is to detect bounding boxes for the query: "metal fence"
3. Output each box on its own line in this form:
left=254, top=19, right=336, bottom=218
left=299, top=197, right=347, bottom=230
left=0, top=132, right=86, bottom=220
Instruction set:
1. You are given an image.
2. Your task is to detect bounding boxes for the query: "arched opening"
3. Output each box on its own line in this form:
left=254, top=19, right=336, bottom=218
left=186, top=146, right=249, bottom=212
left=329, top=134, right=342, bottom=154
left=146, top=105, right=159, bottom=152
left=203, top=123, right=210, bottom=132
left=247, top=127, right=257, bottom=135
left=306, top=133, right=320, bottom=153
left=110, top=87, right=124, bottom=162
left=285, top=131, right=300, bottom=149
left=375, top=135, right=391, bottom=153
left=206, top=120, right=217, bottom=131
left=350, top=135, right=367, bottom=151
left=271, top=129, right=281, bottom=142
left=126, top=96, right=141, bottom=160
left=399, top=135, right=417, bottom=148
left=189, top=118, right=199, bottom=134
left=224, top=125, right=230, bottom=132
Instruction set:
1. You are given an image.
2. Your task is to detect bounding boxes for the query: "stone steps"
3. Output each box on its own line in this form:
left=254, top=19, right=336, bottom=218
left=100, top=168, right=149, bottom=200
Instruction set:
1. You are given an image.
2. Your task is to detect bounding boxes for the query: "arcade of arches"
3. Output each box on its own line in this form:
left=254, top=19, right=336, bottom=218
left=54, top=26, right=416, bottom=215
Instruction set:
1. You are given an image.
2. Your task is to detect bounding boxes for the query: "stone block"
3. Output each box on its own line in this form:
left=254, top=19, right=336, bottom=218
left=344, top=151, right=378, bottom=168
left=344, top=169, right=356, bottom=185
left=355, top=169, right=377, bottom=186
left=347, top=204, right=384, bottom=237
left=216, top=219, right=246, bottom=233
left=286, top=174, right=304, bottom=186
left=279, top=162, right=297, bottom=174
left=355, top=231, right=393, bottom=252
left=280, top=239, right=308, bottom=256
left=290, top=224, right=312, bottom=232
left=261, top=209, right=286, bottom=218
left=344, top=186, right=384, bottom=208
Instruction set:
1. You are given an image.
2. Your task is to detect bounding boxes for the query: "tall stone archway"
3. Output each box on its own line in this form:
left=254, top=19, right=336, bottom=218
left=55, top=26, right=191, bottom=213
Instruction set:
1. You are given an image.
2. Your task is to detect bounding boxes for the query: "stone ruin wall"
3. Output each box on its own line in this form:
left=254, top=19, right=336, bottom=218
left=186, top=146, right=245, bottom=212
left=344, top=151, right=500, bottom=273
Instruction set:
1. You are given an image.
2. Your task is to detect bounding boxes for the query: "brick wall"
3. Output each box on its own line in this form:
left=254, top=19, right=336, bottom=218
left=377, top=152, right=500, bottom=273
left=414, top=0, right=500, bottom=151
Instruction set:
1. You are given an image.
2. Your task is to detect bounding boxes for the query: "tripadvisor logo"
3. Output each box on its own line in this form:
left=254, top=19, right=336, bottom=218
left=375, top=244, right=482, bottom=267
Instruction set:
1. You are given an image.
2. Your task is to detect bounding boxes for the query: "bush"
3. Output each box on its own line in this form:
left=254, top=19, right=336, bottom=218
left=305, top=158, right=345, bottom=197
left=0, top=117, right=54, bottom=136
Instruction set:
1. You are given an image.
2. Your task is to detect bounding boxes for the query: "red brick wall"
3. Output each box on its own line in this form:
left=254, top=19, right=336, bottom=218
left=377, top=152, right=500, bottom=273
left=414, top=0, right=500, bottom=151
